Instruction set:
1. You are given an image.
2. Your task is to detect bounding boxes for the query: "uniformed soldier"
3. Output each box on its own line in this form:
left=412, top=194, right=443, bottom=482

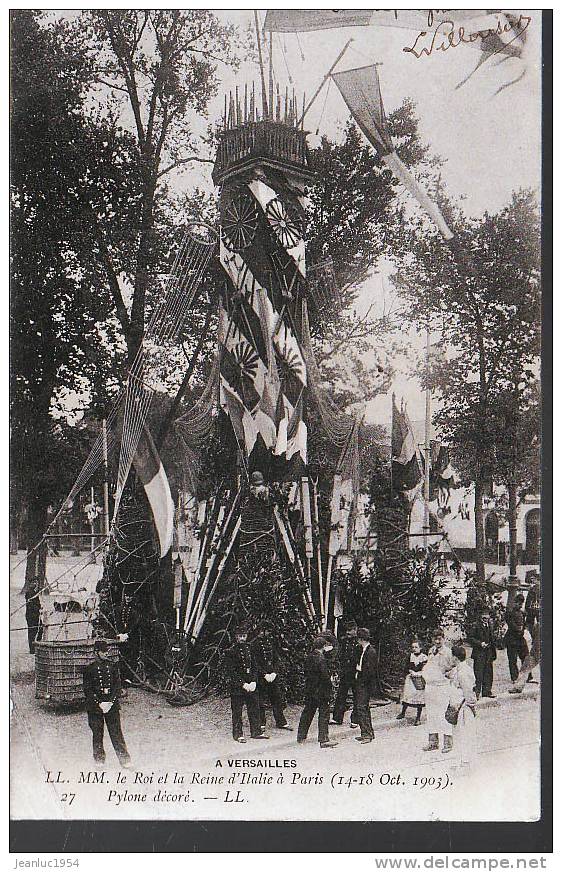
left=116, top=589, right=142, bottom=685
left=253, top=630, right=292, bottom=731
left=297, top=635, right=338, bottom=748
left=82, top=639, right=132, bottom=767
left=226, top=624, right=270, bottom=743
left=239, top=470, right=276, bottom=553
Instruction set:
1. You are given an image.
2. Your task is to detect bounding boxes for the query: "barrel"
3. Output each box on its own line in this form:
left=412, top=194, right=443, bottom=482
left=35, top=639, right=119, bottom=705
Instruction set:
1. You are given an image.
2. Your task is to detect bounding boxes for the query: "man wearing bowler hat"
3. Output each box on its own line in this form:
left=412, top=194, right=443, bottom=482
left=82, top=639, right=132, bottom=767
left=297, top=635, right=338, bottom=748
left=331, top=619, right=360, bottom=727
left=354, top=627, right=379, bottom=744
left=469, top=608, right=497, bottom=698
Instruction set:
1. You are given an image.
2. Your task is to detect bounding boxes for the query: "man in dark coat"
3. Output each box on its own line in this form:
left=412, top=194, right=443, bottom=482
left=469, top=609, right=497, bottom=698
left=239, top=471, right=276, bottom=554
left=510, top=578, right=541, bottom=693
left=354, top=627, right=379, bottom=744
left=82, top=639, right=131, bottom=766
left=226, top=624, right=269, bottom=743
left=116, top=590, right=143, bottom=685
left=253, top=631, right=292, bottom=731
left=331, top=620, right=359, bottom=727
left=504, top=594, right=529, bottom=682
left=297, top=636, right=338, bottom=748
left=24, top=576, right=42, bottom=654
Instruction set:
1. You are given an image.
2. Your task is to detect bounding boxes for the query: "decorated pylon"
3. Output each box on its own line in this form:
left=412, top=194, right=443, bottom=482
left=212, top=86, right=315, bottom=479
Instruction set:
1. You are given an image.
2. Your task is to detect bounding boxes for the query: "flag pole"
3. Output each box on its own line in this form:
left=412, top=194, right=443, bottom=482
left=390, top=393, right=395, bottom=497
left=254, top=10, right=269, bottom=119
left=311, top=477, right=324, bottom=622
left=102, top=418, right=110, bottom=537
left=268, top=29, right=274, bottom=121
left=90, top=485, right=96, bottom=558
left=297, top=38, right=353, bottom=127
left=423, top=321, right=431, bottom=549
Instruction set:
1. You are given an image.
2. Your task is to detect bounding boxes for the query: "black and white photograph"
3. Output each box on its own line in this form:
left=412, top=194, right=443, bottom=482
left=9, top=5, right=549, bottom=843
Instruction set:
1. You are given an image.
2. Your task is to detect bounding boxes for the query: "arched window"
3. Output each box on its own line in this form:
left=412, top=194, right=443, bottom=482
left=525, top=508, right=541, bottom=565
left=485, top=511, right=499, bottom=546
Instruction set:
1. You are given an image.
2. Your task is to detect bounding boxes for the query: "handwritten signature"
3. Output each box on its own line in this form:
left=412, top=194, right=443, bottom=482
left=402, top=13, right=531, bottom=60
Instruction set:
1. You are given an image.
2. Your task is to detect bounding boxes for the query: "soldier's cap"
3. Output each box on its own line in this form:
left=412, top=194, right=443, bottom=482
left=343, top=620, right=357, bottom=631
left=356, top=627, right=371, bottom=642
left=94, top=639, right=109, bottom=652
left=234, top=623, right=250, bottom=636
left=250, top=470, right=265, bottom=486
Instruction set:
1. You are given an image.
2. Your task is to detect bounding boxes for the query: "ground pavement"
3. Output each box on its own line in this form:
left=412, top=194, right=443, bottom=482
left=10, top=556, right=541, bottom=822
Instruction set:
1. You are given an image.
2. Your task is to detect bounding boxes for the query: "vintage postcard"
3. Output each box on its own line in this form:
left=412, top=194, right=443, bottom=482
left=10, top=7, right=545, bottom=831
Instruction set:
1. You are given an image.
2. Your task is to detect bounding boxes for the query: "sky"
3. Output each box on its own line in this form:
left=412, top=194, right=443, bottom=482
left=187, top=10, right=542, bottom=430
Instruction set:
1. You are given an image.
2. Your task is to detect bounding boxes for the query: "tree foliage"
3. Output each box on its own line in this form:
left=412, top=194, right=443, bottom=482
left=390, top=189, right=541, bottom=581
left=10, top=10, right=132, bottom=563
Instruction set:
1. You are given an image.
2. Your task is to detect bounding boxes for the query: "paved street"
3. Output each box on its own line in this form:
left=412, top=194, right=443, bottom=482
left=10, top=559, right=541, bottom=823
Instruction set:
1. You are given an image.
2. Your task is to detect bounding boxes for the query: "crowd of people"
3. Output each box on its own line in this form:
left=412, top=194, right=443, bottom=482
left=221, top=580, right=541, bottom=769
left=79, top=579, right=541, bottom=771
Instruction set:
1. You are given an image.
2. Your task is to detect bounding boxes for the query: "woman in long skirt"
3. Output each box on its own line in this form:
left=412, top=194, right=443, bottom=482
left=396, top=638, right=427, bottom=726
left=421, top=628, right=456, bottom=752
left=449, top=644, right=477, bottom=772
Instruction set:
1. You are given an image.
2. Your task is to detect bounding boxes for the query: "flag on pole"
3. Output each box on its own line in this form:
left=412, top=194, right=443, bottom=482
left=391, top=396, right=422, bottom=500
left=263, top=10, right=498, bottom=34
left=264, top=10, right=528, bottom=96
left=132, top=426, right=175, bottom=557
left=331, top=65, right=394, bottom=156
left=328, top=419, right=359, bottom=556
left=429, top=441, right=459, bottom=511
left=332, top=64, right=455, bottom=239
left=263, top=10, right=373, bottom=32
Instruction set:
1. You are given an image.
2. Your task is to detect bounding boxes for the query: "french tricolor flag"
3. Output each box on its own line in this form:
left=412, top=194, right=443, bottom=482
left=133, top=426, right=174, bottom=558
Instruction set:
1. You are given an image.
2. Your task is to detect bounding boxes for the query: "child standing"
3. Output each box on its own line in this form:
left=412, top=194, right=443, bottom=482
left=449, top=645, right=477, bottom=772
left=396, top=638, right=428, bottom=726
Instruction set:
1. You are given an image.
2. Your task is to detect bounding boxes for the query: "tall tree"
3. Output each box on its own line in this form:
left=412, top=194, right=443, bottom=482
left=80, top=9, right=240, bottom=362
left=391, top=189, right=541, bottom=583
left=10, top=10, right=135, bottom=582
left=305, top=112, right=438, bottom=405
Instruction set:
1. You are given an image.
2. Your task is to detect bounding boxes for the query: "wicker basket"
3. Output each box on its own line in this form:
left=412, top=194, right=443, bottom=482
left=35, top=639, right=119, bottom=705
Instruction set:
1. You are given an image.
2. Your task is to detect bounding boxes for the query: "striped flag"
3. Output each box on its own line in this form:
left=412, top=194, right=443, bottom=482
left=391, top=396, right=422, bottom=500
left=328, top=419, right=359, bottom=556
left=218, top=179, right=308, bottom=469
left=132, top=426, right=175, bottom=558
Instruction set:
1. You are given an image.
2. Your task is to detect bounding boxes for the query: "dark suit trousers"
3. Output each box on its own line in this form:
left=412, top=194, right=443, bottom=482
left=356, top=683, right=374, bottom=739
left=473, top=655, right=494, bottom=696
left=121, top=634, right=141, bottom=682
left=87, top=705, right=130, bottom=763
left=258, top=678, right=287, bottom=727
left=506, top=637, right=529, bottom=682
left=231, top=690, right=262, bottom=739
left=332, top=667, right=358, bottom=724
left=297, top=698, right=329, bottom=744
left=25, top=596, right=41, bottom=653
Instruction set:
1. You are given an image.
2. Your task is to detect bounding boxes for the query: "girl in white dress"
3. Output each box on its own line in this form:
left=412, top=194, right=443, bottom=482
left=396, top=638, right=428, bottom=726
left=421, top=628, right=456, bottom=752
left=449, top=645, right=477, bottom=772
